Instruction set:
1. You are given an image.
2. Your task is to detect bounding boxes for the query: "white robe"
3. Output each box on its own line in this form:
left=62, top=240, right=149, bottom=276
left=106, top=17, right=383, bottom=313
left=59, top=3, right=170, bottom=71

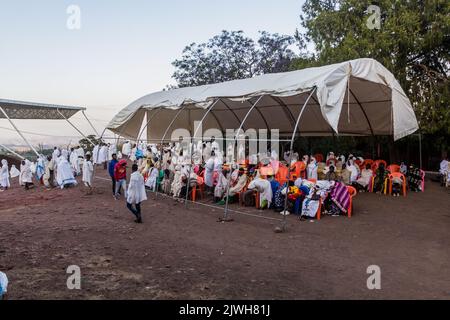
left=0, top=159, right=10, bottom=188
left=204, top=158, right=215, bottom=187
left=127, top=171, right=147, bottom=204
left=56, top=155, right=77, bottom=188
left=52, top=149, right=60, bottom=161
left=214, top=171, right=228, bottom=198
left=108, top=144, right=117, bottom=161
left=356, top=169, right=373, bottom=187
left=307, top=162, right=318, bottom=180
left=70, top=151, right=80, bottom=175
left=92, top=145, right=100, bottom=164
left=248, top=178, right=273, bottom=207
left=20, top=160, right=33, bottom=184
left=10, top=164, right=20, bottom=178
left=145, top=167, right=159, bottom=191
left=122, top=142, right=132, bottom=157
left=82, top=160, right=94, bottom=187
left=98, top=146, right=108, bottom=164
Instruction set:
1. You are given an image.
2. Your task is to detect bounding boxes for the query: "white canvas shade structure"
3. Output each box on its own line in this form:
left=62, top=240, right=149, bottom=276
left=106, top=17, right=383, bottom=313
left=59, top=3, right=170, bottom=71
left=107, top=58, right=419, bottom=143
left=0, top=99, right=96, bottom=158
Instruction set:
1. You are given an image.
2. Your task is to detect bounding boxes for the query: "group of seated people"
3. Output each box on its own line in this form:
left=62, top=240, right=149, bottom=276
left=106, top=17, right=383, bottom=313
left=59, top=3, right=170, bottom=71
left=134, top=145, right=426, bottom=220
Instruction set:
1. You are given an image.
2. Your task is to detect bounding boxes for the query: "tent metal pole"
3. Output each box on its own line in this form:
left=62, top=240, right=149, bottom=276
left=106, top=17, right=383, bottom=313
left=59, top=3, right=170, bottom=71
left=135, top=108, right=163, bottom=146
left=155, top=105, right=189, bottom=199
left=184, top=99, right=221, bottom=207
left=281, top=87, right=317, bottom=231
left=0, top=106, right=40, bottom=158
left=223, top=95, right=264, bottom=220
left=56, top=109, right=97, bottom=147
left=0, top=143, right=25, bottom=160
left=419, top=132, right=423, bottom=169
left=82, top=110, right=100, bottom=137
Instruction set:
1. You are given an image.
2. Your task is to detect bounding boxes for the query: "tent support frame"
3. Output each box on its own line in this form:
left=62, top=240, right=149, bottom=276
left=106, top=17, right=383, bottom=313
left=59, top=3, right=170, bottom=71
left=136, top=107, right=163, bottom=145
left=281, top=87, right=318, bottom=231
left=0, top=143, right=25, bottom=160
left=155, top=105, right=190, bottom=199
left=184, top=99, right=221, bottom=207
left=0, top=105, right=41, bottom=158
left=56, top=109, right=96, bottom=146
left=223, top=95, right=264, bottom=220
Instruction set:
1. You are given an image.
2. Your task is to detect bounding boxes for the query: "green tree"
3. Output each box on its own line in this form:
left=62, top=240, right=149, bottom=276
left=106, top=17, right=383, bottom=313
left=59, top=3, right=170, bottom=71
left=292, top=0, right=449, bottom=136
left=172, top=30, right=296, bottom=87
left=78, top=135, right=102, bottom=153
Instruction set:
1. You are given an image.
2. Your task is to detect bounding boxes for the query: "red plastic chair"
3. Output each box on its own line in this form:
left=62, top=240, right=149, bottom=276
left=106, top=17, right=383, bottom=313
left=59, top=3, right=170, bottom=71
left=347, top=186, right=357, bottom=218
left=372, top=160, right=387, bottom=173
left=360, top=159, right=374, bottom=170
left=314, top=154, right=324, bottom=163
left=191, top=176, right=205, bottom=202
left=387, top=172, right=407, bottom=197
left=276, top=164, right=289, bottom=185
left=387, top=164, right=400, bottom=173
left=290, top=161, right=306, bottom=180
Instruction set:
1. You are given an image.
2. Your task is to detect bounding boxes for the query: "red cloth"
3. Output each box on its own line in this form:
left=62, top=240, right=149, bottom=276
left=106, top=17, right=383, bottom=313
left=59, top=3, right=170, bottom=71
left=114, top=160, right=127, bottom=181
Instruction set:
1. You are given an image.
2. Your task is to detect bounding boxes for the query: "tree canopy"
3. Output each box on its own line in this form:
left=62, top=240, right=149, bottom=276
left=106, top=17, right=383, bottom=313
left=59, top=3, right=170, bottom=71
left=292, top=0, right=449, bottom=135
left=172, top=30, right=295, bottom=87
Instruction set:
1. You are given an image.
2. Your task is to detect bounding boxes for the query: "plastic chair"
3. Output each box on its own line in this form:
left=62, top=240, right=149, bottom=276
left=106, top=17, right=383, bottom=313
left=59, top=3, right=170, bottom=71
left=191, top=176, right=205, bottom=202
left=387, top=164, right=400, bottom=173
left=387, top=172, right=407, bottom=197
left=290, top=161, right=306, bottom=180
left=347, top=186, right=357, bottom=218
left=372, top=160, right=388, bottom=173
left=360, top=159, right=374, bottom=170
left=276, top=165, right=289, bottom=185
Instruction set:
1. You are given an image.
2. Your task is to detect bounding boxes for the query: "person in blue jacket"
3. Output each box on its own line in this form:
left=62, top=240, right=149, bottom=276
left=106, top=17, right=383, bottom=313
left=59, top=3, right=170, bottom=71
left=108, top=153, right=119, bottom=196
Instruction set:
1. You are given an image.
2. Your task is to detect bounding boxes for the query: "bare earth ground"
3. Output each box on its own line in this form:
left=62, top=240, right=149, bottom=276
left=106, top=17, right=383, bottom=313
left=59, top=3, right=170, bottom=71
left=0, top=166, right=449, bottom=300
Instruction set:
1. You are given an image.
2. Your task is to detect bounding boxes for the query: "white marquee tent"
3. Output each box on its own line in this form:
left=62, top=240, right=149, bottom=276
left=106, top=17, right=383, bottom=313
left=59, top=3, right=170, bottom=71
left=107, top=58, right=419, bottom=143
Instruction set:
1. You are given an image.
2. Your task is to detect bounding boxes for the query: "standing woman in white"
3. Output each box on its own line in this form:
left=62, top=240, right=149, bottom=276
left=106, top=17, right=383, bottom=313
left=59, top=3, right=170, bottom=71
left=126, top=163, right=147, bottom=223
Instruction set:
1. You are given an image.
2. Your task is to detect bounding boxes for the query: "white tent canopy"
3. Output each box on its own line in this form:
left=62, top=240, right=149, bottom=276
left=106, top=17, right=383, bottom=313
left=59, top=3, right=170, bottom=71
left=107, top=58, right=419, bottom=142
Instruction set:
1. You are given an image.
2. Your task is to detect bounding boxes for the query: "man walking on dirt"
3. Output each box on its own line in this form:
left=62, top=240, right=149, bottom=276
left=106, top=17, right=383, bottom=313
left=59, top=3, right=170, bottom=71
left=108, top=153, right=118, bottom=196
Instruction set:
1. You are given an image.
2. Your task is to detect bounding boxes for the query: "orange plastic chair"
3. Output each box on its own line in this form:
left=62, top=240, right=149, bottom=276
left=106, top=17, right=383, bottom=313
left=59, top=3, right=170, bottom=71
left=387, top=164, right=400, bottom=173
left=191, top=176, right=205, bottom=202
left=347, top=186, right=357, bottom=218
left=290, top=161, right=306, bottom=180
left=387, top=172, right=407, bottom=197
left=360, top=159, right=374, bottom=170
left=372, top=160, right=387, bottom=172
left=276, top=165, right=289, bottom=185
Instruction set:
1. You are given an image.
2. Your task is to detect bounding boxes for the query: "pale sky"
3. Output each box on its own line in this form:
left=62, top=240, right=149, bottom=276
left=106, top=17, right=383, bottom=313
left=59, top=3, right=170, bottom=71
left=0, top=0, right=304, bottom=146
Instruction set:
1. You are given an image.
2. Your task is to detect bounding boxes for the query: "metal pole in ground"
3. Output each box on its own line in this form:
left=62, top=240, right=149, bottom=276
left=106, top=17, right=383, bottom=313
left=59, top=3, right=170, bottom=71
left=184, top=99, right=221, bottom=207
left=280, top=87, right=317, bottom=232
left=223, top=95, right=264, bottom=221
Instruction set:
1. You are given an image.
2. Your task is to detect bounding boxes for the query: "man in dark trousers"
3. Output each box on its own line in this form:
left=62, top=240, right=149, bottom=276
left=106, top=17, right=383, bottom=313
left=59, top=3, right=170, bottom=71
left=108, top=153, right=118, bottom=197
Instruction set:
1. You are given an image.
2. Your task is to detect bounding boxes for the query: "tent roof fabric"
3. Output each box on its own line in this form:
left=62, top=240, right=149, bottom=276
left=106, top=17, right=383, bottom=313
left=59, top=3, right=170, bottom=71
left=0, top=99, right=85, bottom=120
left=107, top=58, right=419, bottom=141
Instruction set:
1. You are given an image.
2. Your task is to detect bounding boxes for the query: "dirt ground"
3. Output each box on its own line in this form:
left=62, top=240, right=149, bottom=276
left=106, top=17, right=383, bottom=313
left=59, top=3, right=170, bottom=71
left=0, top=165, right=449, bottom=300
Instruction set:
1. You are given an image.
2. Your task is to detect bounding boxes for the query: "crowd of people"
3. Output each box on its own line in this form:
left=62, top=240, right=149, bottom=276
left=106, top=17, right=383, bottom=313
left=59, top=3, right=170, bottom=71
left=0, top=138, right=441, bottom=223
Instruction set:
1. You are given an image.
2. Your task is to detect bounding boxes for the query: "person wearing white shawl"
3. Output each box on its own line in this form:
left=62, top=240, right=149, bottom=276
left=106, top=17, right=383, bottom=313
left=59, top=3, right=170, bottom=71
left=0, top=159, right=10, bottom=190
left=19, top=159, right=34, bottom=189
left=307, top=157, right=318, bottom=180
left=122, top=141, right=132, bottom=157
left=214, top=169, right=229, bottom=202
left=82, top=153, right=94, bottom=193
left=98, top=144, right=109, bottom=169
left=92, top=145, right=100, bottom=165
left=171, top=164, right=183, bottom=198
left=353, top=163, right=373, bottom=192
left=126, top=164, right=147, bottom=224
left=36, top=155, right=46, bottom=182
left=108, top=143, right=117, bottom=161
left=10, top=164, right=20, bottom=178
left=0, top=271, right=8, bottom=299
left=246, top=177, right=273, bottom=209
left=145, top=164, right=159, bottom=191
left=52, top=147, right=60, bottom=162
left=43, top=155, right=56, bottom=189
left=56, top=150, right=77, bottom=189
left=346, top=158, right=359, bottom=183
left=204, top=153, right=215, bottom=189
left=69, top=148, right=81, bottom=176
